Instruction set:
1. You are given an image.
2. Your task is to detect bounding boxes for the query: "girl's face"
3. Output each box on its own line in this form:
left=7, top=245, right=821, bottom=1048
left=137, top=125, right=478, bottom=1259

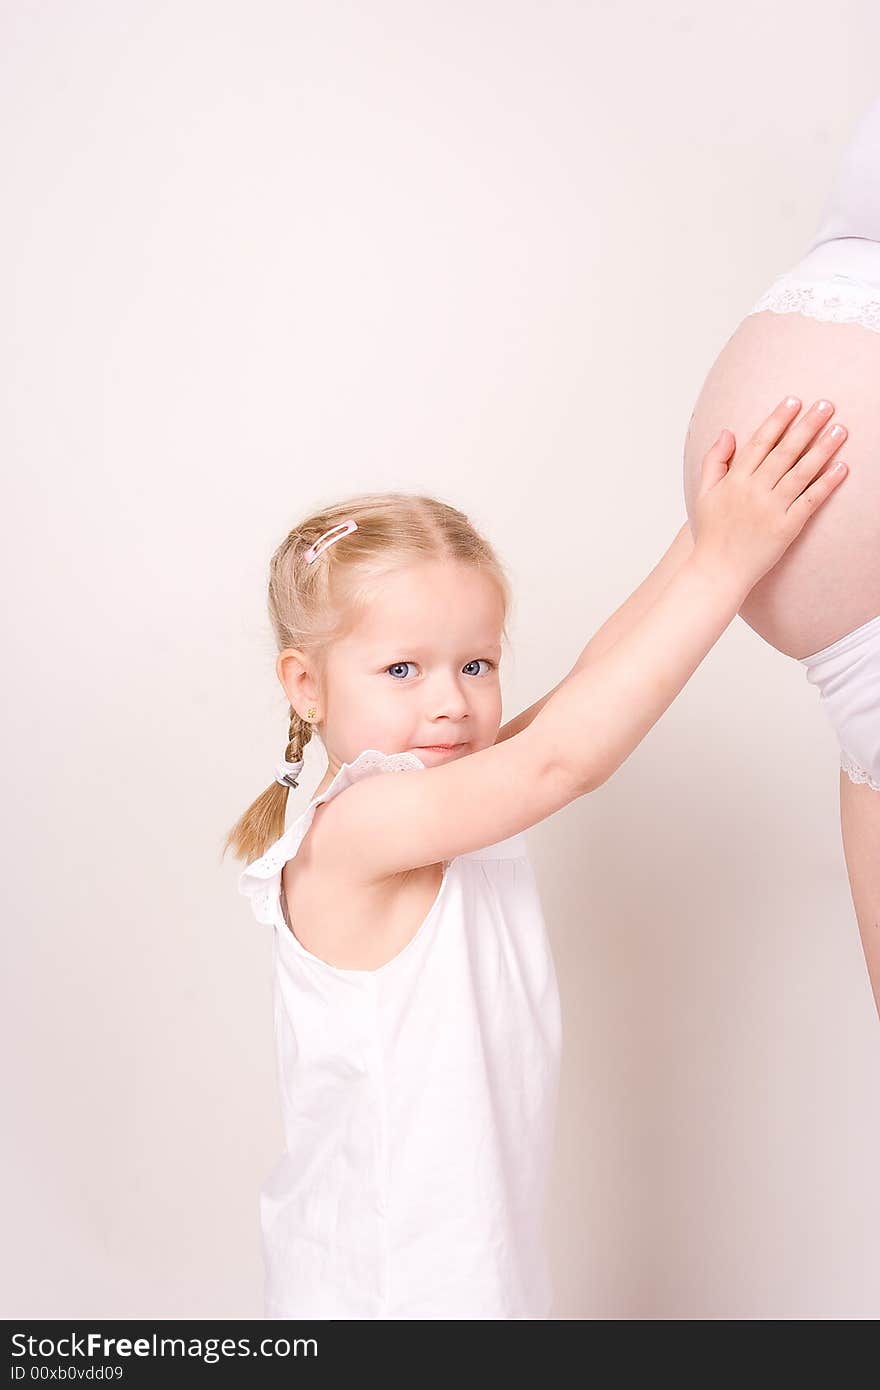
left=318, top=560, right=505, bottom=776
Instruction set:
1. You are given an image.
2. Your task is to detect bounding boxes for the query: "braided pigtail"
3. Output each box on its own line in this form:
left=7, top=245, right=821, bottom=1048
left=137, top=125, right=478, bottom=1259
left=221, top=705, right=318, bottom=866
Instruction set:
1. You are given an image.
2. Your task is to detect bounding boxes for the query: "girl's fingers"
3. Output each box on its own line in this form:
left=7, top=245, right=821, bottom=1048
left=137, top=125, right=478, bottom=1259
left=757, top=398, right=842, bottom=487
left=784, top=457, right=849, bottom=531
left=731, top=396, right=805, bottom=475
left=696, top=427, right=736, bottom=500
left=772, top=420, right=848, bottom=504
left=718, top=428, right=736, bottom=457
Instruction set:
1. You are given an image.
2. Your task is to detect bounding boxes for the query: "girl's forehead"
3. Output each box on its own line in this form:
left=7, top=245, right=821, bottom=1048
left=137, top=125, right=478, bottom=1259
left=352, top=563, right=504, bottom=631
left=345, top=615, right=503, bottom=657
left=339, top=603, right=503, bottom=661
left=369, top=558, right=498, bottom=599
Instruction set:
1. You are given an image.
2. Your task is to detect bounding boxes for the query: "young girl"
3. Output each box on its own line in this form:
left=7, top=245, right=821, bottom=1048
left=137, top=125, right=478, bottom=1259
left=226, top=403, right=849, bottom=1319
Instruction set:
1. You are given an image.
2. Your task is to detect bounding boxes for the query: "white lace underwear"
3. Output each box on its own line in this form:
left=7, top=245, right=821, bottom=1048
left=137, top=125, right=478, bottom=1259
left=799, top=611, right=880, bottom=793
left=841, top=751, right=880, bottom=792
left=745, top=272, right=880, bottom=335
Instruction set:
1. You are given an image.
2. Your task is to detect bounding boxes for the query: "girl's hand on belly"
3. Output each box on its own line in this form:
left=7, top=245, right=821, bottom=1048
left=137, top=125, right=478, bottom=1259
left=690, top=396, right=850, bottom=593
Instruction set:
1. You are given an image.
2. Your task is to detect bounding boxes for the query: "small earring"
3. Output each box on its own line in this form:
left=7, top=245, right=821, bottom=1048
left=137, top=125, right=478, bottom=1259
left=306, top=707, right=317, bottom=721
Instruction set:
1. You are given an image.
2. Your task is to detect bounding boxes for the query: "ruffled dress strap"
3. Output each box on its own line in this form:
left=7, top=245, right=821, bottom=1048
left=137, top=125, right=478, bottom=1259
left=238, top=748, right=426, bottom=925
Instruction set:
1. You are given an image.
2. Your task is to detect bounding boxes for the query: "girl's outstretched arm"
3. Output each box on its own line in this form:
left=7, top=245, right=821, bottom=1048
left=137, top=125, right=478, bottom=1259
left=495, top=519, right=696, bottom=744
left=306, top=399, right=848, bottom=882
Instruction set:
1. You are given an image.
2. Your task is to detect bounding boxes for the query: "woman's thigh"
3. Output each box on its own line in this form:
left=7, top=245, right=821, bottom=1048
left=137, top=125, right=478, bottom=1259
left=682, top=308, right=880, bottom=659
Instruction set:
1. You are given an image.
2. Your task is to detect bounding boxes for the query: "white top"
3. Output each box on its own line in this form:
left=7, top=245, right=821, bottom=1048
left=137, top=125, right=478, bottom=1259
left=238, top=747, right=563, bottom=1320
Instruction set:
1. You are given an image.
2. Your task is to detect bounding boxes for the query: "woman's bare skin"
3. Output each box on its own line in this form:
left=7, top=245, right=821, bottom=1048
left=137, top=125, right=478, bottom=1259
left=682, top=306, right=880, bottom=1017
left=683, top=309, right=880, bottom=659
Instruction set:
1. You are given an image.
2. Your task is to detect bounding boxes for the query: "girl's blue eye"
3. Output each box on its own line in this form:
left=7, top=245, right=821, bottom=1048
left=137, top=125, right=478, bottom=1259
left=385, top=659, right=496, bottom=680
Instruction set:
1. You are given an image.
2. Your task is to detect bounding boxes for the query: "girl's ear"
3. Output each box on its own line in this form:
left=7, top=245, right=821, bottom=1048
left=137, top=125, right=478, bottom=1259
left=276, top=647, right=319, bottom=711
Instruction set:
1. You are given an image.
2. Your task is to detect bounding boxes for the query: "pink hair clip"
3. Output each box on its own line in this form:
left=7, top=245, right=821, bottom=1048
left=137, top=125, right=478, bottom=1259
left=304, top=517, right=358, bottom=565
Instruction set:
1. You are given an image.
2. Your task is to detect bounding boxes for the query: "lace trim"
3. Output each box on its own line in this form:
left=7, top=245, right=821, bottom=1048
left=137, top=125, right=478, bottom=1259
left=841, top=751, right=880, bottom=793
left=238, top=748, right=426, bottom=923
left=745, top=276, right=880, bottom=334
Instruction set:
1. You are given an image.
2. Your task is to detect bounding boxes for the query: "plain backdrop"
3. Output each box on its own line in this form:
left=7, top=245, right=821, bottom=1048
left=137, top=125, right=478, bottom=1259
left=3, top=0, right=879, bottom=1320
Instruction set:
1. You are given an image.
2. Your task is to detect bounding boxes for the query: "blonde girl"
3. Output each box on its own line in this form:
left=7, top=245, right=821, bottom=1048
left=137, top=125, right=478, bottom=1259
left=225, top=403, right=848, bottom=1319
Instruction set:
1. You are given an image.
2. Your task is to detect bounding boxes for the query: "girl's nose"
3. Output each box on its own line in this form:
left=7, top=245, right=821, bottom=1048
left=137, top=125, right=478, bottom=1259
left=428, top=683, right=470, bottom=720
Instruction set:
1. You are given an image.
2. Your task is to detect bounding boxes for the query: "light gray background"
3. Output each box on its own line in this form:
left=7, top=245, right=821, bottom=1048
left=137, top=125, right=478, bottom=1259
left=3, top=0, right=878, bottom=1319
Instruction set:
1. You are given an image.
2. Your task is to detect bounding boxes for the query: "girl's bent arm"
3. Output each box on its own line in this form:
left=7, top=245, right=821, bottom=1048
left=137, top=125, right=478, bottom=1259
left=308, top=552, right=747, bottom=883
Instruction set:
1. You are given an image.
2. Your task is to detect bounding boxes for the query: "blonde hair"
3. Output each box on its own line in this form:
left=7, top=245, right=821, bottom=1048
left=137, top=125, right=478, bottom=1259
left=222, top=491, right=513, bottom=866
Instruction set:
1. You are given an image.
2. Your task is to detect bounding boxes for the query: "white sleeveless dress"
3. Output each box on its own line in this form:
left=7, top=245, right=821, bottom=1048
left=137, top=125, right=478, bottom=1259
left=238, top=747, right=563, bottom=1320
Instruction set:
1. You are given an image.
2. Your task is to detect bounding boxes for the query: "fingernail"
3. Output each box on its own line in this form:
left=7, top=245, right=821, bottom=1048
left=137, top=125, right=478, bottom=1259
left=784, top=396, right=800, bottom=409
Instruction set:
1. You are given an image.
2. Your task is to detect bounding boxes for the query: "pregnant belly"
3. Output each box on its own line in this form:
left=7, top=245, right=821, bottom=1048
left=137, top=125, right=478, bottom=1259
left=682, top=309, right=880, bottom=659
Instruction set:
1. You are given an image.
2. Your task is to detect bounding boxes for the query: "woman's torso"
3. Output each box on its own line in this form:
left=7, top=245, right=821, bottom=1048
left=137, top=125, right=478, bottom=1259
left=682, top=244, right=880, bottom=658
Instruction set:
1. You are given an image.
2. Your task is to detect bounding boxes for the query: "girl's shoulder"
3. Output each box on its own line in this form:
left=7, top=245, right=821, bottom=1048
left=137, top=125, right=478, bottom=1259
left=281, top=825, right=446, bottom=971
left=238, top=746, right=535, bottom=972
left=239, top=749, right=428, bottom=901
left=239, top=747, right=452, bottom=973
